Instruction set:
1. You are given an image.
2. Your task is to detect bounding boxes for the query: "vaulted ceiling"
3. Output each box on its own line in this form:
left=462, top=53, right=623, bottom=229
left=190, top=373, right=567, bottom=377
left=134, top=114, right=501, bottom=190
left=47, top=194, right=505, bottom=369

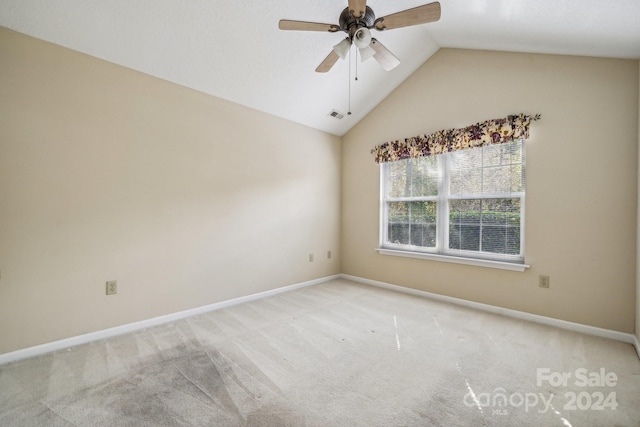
left=1, top=0, right=639, bottom=136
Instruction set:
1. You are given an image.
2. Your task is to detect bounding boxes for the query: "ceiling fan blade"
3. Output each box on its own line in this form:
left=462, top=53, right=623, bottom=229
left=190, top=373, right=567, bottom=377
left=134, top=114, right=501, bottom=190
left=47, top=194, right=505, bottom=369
left=370, top=39, right=400, bottom=71
left=374, top=2, right=441, bottom=31
left=279, top=20, right=340, bottom=32
left=316, top=50, right=340, bottom=73
left=348, top=0, right=367, bottom=18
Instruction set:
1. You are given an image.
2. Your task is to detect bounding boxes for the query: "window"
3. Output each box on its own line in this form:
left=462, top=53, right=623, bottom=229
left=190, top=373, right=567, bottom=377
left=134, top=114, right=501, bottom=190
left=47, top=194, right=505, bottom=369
left=380, top=140, right=525, bottom=265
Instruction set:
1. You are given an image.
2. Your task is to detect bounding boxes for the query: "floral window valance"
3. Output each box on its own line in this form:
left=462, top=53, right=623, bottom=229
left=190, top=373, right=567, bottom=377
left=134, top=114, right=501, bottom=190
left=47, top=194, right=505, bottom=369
left=371, top=113, right=541, bottom=163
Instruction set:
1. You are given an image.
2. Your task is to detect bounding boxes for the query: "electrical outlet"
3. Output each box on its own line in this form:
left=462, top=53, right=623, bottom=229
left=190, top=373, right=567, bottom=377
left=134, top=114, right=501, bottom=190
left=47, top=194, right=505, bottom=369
left=309, top=254, right=314, bottom=262
left=106, top=280, right=117, bottom=295
left=539, top=275, right=550, bottom=289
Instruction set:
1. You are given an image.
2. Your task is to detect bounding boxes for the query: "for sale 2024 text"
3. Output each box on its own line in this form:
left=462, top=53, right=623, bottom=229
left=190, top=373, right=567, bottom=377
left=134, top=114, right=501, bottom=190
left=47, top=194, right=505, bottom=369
left=537, top=368, right=618, bottom=411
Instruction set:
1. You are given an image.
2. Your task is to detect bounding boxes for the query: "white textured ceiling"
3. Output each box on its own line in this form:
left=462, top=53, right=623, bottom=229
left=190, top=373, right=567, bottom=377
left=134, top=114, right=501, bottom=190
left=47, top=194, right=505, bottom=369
left=1, top=0, right=640, bottom=136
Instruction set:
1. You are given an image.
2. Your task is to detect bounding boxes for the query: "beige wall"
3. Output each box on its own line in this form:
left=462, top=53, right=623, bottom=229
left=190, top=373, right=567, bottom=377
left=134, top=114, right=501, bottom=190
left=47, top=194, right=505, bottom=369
left=342, top=49, right=638, bottom=333
left=637, top=59, right=640, bottom=346
left=0, top=28, right=341, bottom=354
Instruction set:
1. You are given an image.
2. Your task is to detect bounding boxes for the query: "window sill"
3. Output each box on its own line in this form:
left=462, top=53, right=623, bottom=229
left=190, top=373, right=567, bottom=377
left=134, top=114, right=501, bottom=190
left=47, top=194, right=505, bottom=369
left=376, top=248, right=530, bottom=272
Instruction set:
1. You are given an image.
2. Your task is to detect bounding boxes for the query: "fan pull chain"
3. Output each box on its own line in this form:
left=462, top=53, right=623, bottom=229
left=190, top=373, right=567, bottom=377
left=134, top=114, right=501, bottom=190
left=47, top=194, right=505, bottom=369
left=347, top=47, right=352, bottom=115
left=355, top=48, right=359, bottom=81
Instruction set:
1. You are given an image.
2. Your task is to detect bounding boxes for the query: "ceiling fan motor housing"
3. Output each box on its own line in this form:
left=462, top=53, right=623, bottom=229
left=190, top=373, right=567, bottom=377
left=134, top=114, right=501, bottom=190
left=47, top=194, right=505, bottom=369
left=339, top=6, right=376, bottom=37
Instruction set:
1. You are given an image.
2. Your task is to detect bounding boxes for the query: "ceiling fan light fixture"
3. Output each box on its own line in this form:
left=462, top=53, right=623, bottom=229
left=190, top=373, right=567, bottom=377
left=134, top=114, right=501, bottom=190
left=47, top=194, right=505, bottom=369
left=353, top=27, right=372, bottom=49
left=333, top=38, right=351, bottom=60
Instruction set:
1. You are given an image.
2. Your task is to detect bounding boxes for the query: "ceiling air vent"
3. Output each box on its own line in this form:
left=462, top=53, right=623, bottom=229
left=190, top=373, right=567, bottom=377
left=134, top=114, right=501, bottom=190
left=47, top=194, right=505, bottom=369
left=328, top=109, right=345, bottom=120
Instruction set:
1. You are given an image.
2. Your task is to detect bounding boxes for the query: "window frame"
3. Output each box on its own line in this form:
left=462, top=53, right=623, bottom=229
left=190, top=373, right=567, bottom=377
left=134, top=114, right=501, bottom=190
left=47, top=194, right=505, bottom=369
left=378, top=140, right=529, bottom=272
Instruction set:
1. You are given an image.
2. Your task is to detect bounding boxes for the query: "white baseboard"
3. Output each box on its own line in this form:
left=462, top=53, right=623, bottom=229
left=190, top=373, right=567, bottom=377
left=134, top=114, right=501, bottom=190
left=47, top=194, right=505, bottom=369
left=3, top=273, right=637, bottom=366
left=340, top=274, right=638, bottom=347
left=0, top=275, right=340, bottom=366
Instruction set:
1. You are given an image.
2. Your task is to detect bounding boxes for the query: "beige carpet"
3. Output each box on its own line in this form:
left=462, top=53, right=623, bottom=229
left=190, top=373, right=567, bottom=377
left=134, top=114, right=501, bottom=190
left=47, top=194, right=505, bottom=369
left=1, top=279, right=639, bottom=426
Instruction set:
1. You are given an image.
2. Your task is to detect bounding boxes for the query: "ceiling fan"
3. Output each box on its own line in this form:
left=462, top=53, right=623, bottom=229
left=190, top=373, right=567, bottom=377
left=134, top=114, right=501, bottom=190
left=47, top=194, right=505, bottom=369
left=279, top=1, right=441, bottom=73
